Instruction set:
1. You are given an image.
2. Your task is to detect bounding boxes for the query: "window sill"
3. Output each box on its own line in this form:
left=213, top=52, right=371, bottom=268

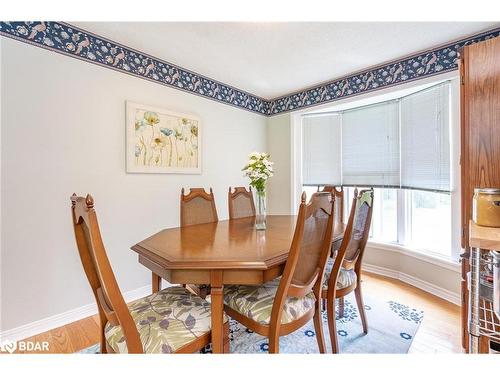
left=366, top=240, right=460, bottom=273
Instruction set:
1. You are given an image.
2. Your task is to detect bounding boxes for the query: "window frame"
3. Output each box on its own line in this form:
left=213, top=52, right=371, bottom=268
left=291, top=73, right=461, bottom=264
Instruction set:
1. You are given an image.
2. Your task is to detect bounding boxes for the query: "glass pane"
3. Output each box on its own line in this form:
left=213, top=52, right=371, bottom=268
left=370, top=188, right=398, bottom=243
left=343, top=187, right=360, bottom=222
left=407, top=190, right=451, bottom=257
left=343, top=187, right=397, bottom=244
left=301, top=185, right=319, bottom=201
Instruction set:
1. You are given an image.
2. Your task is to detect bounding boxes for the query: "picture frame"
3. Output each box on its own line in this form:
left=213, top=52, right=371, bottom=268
left=126, top=101, right=202, bottom=174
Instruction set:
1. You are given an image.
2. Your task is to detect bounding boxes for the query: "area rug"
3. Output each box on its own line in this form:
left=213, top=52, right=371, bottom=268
left=79, top=294, right=423, bottom=354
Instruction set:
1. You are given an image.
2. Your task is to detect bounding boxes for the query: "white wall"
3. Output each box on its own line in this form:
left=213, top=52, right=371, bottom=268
left=0, top=38, right=266, bottom=333
left=363, top=245, right=460, bottom=304
left=266, top=113, right=292, bottom=215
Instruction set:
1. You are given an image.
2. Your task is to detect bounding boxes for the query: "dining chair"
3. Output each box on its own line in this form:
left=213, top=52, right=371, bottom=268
left=223, top=191, right=336, bottom=353
left=180, top=187, right=218, bottom=227
left=319, top=186, right=344, bottom=226
left=180, top=187, right=219, bottom=298
left=228, top=186, right=256, bottom=219
left=319, top=185, right=345, bottom=312
left=321, top=188, right=374, bottom=353
left=70, top=194, right=229, bottom=353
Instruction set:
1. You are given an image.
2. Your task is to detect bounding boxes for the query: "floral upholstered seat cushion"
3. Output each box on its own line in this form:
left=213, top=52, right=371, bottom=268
left=322, top=258, right=357, bottom=290
left=223, top=278, right=315, bottom=325
left=104, top=286, right=226, bottom=353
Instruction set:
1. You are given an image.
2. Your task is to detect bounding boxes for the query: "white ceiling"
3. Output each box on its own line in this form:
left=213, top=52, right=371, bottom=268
left=75, top=22, right=498, bottom=99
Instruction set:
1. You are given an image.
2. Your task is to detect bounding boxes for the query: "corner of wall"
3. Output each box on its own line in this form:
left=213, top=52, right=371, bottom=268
left=266, top=113, right=292, bottom=215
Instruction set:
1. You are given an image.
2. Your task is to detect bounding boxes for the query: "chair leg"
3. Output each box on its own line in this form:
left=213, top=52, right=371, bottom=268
left=313, top=299, right=326, bottom=353
left=479, top=336, right=490, bottom=353
left=354, top=285, right=368, bottom=334
left=100, top=333, right=108, bottom=354
left=97, top=309, right=108, bottom=354
left=268, top=335, right=280, bottom=354
left=326, top=294, right=339, bottom=353
left=223, top=321, right=230, bottom=353
left=338, top=297, right=345, bottom=318
left=268, top=323, right=280, bottom=354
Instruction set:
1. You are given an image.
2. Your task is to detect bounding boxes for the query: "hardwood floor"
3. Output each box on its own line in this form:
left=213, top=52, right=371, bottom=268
left=363, top=273, right=462, bottom=353
left=13, top=272, right=463, bottom=354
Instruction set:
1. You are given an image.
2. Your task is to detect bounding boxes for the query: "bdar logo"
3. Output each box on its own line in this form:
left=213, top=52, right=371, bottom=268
left=1, top=340, right=49, bottom=353
left=1, top=341, right=17, bottom=354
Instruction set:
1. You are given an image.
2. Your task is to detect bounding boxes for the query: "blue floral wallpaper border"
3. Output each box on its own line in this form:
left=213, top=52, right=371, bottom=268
left=0, top=21, right=269, bottom=115
left=268, top=26, right=500, bottom=115
left=1, top=21, right=499, bottom=116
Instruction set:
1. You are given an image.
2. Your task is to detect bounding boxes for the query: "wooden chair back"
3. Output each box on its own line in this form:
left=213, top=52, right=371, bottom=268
left=228, top=186, right=256, bottom=219
left=180, top=188, right=219, bottom=227
left=270, top=192, right=335, bottom=323
left=71, top=194, right=143, bottom=353
left=327, top=188, right=374, bottom=291
left=319, top=185, right=344, bottom=225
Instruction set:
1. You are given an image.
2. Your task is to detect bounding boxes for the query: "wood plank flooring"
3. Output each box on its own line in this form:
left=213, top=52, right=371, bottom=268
left=12, top=272, right=463, bottom=354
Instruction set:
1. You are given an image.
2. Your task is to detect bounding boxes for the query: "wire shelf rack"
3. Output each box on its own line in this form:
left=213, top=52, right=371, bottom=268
left=469, top=248, right=500, bottom=352
left=478, top=298, right=500, bottom=340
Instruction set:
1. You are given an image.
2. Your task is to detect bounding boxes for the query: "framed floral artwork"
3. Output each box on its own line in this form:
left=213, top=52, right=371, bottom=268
left=126, top=101, right=201, bottom=174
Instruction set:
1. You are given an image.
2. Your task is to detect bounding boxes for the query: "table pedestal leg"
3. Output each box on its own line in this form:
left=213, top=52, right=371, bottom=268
left=152, top=272, right=161, bottom=294
left=210, top=270, right=224, bottom=354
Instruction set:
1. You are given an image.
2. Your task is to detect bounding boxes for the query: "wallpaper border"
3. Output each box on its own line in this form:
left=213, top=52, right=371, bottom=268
left=1, top=21, right=499, bottom=116
left=268, top=26, right=500, bottom=115
left=0, top=21, right=269, bottom=115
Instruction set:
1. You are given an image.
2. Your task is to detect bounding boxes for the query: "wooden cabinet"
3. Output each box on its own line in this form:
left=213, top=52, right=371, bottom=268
left=460, top=35, right=500, bottom=351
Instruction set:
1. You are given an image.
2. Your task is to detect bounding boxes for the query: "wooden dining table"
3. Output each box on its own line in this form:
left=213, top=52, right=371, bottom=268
left=131, top=215, right=345, bottom=353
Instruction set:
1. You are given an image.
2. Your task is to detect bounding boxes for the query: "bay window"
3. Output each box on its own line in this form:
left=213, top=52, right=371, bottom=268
left=301, top=81, right=454, bottom=260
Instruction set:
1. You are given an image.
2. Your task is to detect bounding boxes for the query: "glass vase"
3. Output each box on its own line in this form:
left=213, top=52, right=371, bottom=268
left=255, top=189, right=267, bottom=230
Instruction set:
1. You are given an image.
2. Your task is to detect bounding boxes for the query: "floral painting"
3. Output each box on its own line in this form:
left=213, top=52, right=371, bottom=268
left=126, top=102, right=201, bottom=174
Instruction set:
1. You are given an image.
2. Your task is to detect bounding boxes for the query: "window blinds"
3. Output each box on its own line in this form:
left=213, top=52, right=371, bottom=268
left=342, top=101, right=400, bottom=187
left=302, top=114, right=342, bottom=185
left=401, top=83, right=450, bottom=192
left=301, top=81, right=451, bottom=192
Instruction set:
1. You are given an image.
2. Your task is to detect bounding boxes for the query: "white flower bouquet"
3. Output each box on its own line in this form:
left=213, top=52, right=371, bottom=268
left=242, top=152, right=274, bottom=194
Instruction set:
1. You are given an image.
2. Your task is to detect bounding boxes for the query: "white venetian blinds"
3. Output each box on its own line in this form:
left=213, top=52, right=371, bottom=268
left=342, top=101, right=400, bottom=187
left=302, top=114, right=342, bottom=185
left=301, top=81, right=451, bottom=192
left=401, top=83, right=450, bottom=192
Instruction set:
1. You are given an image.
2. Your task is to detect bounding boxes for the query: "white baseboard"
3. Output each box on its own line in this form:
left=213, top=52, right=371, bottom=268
left=0, top=284, right=151, bottom=345
left=363, top=263, right=461, bottom=306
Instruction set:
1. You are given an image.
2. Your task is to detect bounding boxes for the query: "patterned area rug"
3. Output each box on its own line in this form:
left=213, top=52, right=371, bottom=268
left=79, top=294, right=423, bottom=354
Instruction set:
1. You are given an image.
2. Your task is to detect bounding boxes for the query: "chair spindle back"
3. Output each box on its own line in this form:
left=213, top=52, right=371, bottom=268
left=327, top=188, right=374, bottom=292
left=319, top=185, right=344, bottom=225
left=71, top=194, right=143, bottom=353
left=271, top=191, right=335, bottom=325
left=180, top=188, right=218, bottom=227
left=228, top=186, right=256, bottom=219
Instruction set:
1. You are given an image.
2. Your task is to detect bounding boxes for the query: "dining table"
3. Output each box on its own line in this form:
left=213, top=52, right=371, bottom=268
left=131, top=215, right=345, bottom=353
